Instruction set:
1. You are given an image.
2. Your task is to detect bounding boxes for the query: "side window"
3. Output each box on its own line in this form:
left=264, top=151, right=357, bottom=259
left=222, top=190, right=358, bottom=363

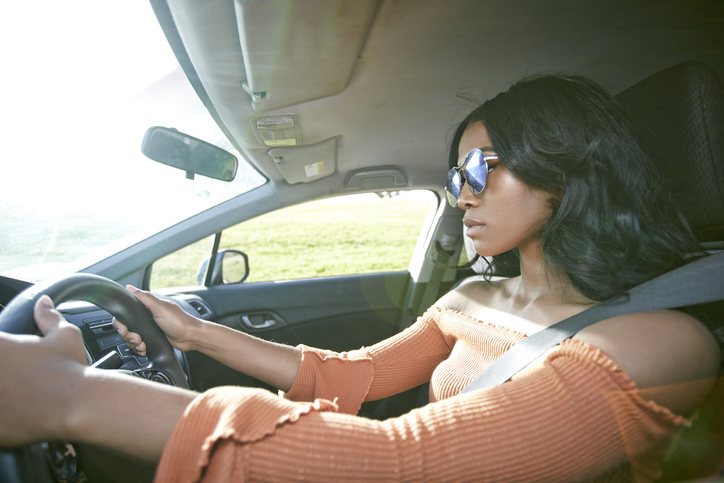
left=150, top=235, right=215, bottom=289
left=150, top=190, right=435, bottom=288
left=223, top=191, right=435, bottom=282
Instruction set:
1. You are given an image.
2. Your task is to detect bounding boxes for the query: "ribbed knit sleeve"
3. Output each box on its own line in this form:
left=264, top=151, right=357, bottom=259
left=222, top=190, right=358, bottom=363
left=283, top=308, right=454, bottom=414
left=155, top=339, right=685, bottom=482
left=281, top=346, right=375, bottom=415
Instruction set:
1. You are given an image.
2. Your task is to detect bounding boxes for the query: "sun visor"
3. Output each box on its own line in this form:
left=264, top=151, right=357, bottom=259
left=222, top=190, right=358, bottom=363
left=268, top=137, right=337, bottom=184
left=235, top=0, right=378, bottom=111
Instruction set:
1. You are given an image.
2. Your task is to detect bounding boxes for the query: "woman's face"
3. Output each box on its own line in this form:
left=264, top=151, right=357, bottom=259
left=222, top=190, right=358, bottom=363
left=457, top=121, right=552, bottom=258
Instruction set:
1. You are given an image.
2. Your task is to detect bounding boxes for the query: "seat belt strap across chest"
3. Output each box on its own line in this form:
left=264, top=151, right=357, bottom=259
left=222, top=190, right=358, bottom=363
left=459, top=251, right=724, bottom=394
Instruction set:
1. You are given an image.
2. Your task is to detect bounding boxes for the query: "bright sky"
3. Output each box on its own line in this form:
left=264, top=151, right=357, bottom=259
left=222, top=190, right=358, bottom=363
left=0, top=1, right=179, bottom=207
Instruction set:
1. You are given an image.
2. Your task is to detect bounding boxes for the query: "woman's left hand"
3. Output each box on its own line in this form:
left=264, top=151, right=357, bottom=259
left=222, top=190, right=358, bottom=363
left=0, top=295, right=88, bottom=447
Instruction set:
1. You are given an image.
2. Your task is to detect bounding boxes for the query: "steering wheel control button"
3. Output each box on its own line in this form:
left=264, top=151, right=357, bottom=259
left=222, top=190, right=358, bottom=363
left=98, top=333, right=124, bottom=350
left=83, top=315, right=113, bottom=327
left=118, top=343, right=134, bottom=358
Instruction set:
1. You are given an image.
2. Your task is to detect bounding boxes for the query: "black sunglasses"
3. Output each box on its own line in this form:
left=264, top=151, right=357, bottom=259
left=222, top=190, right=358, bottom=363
left=445, top=149, right=499, bottom=207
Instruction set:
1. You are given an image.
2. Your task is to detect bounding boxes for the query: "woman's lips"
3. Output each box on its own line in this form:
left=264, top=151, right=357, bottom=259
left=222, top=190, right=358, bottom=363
left=463, top=218, right=486, bottom=237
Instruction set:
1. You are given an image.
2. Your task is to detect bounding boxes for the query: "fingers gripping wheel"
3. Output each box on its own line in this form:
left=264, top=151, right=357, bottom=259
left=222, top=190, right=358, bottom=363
left=0, top=273, right=189, bottom=389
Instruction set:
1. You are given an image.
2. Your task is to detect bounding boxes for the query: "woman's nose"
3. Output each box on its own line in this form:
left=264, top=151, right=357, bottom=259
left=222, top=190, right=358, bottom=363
left=457, top=182, right=480, bottom=209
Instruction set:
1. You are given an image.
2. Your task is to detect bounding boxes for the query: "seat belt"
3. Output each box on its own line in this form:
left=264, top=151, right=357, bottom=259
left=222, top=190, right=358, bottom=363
left=459, top=251, right=724, bottom=394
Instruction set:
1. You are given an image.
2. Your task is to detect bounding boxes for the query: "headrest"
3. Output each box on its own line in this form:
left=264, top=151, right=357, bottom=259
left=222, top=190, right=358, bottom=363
left=615, top=61, right=724, bottom=244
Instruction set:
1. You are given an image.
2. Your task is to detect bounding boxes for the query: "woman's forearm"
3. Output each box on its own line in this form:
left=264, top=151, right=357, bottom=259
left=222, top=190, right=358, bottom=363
left=191, top=321, right=302, bottom=392
left=0, top=297, right=197, bottom=463
left=65, top=368, right=196, bottom=462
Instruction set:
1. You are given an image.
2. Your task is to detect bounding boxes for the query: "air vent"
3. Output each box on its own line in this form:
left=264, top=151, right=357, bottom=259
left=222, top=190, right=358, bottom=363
left=187, top=299, right=211, bottom=317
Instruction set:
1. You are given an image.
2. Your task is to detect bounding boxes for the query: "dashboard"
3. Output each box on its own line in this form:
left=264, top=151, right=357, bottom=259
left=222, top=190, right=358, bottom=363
left=60, top=301, right=151, bottom=370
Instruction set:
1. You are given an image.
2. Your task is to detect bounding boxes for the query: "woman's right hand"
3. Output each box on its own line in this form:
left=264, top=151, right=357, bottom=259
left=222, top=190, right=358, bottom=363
left=112, top=285, right=203, bottom=356
left=115, top=286, right=302, bottom=392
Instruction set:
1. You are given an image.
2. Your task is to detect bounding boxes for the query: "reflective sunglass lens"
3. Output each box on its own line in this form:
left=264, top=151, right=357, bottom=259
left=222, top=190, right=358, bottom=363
left=464, top=151, right=488, bottom=194
left=446, top=189, right=458, bottom=207
left=446, top=169, right=462, bottom=207
left=447, top=169, right=462, bottom=197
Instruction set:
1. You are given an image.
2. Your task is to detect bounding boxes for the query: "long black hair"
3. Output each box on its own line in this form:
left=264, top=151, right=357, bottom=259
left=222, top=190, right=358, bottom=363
left=449, top=74, right=703, bottom=301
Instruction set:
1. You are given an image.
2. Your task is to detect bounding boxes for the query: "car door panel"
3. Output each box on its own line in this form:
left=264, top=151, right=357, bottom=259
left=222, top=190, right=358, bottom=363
left=175, top=271, right=411, bottom=392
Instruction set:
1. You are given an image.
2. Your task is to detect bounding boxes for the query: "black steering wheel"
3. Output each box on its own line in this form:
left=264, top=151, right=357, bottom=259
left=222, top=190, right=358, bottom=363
left=0, top=273, right=188, bottom=387
left=0, top=273, right=188, bottom=482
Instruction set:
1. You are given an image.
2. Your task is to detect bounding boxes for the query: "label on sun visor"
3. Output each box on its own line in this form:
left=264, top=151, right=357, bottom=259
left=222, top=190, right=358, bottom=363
left=305, top=162, right=324, bottom=177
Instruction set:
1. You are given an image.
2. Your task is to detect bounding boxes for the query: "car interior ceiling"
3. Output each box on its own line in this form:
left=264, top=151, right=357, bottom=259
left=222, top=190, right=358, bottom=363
left=155, top=0, right=724, bottom=206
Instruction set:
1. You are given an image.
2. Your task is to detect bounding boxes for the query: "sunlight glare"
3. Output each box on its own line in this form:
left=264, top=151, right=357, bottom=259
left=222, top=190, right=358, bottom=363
left=1, top=1, right=178, bottom=209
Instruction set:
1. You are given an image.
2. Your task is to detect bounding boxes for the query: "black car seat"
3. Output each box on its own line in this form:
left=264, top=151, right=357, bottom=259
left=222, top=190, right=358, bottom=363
left=616, top=61, right=724, bottom=249
left=612, top=61, right=724, bottom=481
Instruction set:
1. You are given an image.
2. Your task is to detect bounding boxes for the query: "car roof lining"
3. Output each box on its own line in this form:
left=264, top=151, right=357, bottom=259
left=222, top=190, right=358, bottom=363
left=159, top=0, right=724, bottom=202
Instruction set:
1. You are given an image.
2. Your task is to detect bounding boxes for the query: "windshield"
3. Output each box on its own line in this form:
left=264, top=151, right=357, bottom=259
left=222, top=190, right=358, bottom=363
left=0, top=2, right=265, bottom=283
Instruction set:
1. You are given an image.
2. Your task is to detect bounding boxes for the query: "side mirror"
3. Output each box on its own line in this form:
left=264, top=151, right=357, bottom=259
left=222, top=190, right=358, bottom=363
left=196, top=249, right=250, bottom=286
left=141, top=126, right=238, bottom=181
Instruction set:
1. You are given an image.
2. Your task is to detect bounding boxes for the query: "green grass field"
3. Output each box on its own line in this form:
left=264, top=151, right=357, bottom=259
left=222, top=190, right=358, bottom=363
left=151, top=194, right=434, bottom=288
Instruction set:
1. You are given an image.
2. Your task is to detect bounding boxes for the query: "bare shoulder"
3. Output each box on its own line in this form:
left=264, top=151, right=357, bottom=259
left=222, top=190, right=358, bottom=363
left=435, top=275, right=500, bottom=313
left=575, top=309, right=720, bottom=416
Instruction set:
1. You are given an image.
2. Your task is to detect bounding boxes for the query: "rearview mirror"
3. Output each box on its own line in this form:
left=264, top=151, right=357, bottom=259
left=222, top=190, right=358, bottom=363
left=141, top=126, right=238, bottom=181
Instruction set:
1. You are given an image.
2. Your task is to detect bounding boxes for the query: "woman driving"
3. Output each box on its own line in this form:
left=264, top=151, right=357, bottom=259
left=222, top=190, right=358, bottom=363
left=1, top=74, right=720, bottom=482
